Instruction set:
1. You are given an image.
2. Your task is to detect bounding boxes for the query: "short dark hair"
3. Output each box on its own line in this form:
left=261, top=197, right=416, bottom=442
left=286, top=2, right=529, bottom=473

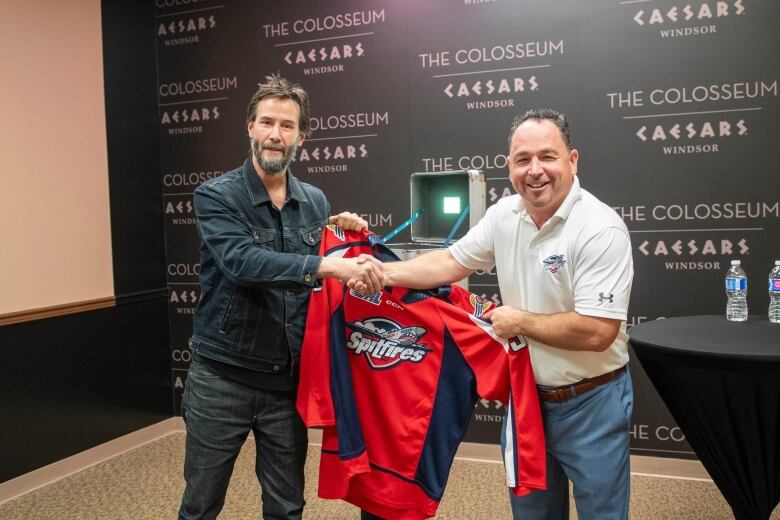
left=508, top=108, right=572, bottom=149
left=246, top=74, right=311, bottom=137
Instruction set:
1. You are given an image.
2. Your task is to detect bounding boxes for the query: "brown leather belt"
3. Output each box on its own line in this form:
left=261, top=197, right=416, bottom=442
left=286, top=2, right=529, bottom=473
left=538, top=365, right=626, bottom=403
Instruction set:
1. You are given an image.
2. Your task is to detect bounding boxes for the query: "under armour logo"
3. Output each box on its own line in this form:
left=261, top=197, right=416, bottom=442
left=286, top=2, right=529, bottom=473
left=598, top=292, right=614, bottom=304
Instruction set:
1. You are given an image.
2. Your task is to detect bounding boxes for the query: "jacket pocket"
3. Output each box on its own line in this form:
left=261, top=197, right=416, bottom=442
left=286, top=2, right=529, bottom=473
left=288, top=225, right=322, bottom=254
left=218, top=286, right=237, bottom=333
left=250, top=227, right=276, bottom=249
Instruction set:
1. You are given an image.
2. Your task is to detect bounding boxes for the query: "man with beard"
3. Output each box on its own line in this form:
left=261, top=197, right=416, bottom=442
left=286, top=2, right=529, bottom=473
left=179, top=74, right=383, bottom=520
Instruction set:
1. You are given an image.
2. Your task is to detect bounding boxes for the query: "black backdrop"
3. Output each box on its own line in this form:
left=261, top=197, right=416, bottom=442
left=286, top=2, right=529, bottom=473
left=157, top=0, right=779, bottom=458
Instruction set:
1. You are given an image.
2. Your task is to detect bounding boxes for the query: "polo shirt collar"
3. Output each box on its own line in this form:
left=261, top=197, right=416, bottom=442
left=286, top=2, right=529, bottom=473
left=242, top=157, right=309, bottom=207
left=551, top=176, right=582, bottom=221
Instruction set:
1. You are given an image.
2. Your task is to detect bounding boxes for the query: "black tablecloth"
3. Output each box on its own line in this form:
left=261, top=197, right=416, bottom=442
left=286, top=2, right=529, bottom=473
left=630, top=315, right=780, bottom=520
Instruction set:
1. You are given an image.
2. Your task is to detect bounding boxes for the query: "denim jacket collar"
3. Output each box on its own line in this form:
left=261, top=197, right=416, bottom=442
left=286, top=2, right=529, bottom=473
left=242, top=157, right=308, bottom=207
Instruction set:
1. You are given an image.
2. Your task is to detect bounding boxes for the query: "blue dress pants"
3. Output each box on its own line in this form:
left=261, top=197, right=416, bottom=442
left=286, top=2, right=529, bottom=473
left=178, top=355, right=308, bottom=520
left=502, top=368, right=633, bottom=520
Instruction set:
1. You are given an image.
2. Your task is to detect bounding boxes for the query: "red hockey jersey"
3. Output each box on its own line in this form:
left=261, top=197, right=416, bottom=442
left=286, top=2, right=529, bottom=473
left=297, top=226, right=546, bottom=519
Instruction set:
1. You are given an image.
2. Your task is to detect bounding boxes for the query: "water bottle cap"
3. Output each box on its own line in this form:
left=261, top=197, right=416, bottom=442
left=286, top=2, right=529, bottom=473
left=776, top=260, right=780, bottom=266
left=730, top=260, right=741, bottom=266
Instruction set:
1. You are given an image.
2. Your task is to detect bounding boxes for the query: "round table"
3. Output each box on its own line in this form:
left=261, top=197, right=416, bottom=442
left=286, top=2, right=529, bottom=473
left=629, top=315, right=780, bottom=520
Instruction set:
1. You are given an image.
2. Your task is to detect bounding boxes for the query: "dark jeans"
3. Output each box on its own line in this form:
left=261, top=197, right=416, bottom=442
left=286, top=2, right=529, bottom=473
left=178, top=355, right=308, bottom=520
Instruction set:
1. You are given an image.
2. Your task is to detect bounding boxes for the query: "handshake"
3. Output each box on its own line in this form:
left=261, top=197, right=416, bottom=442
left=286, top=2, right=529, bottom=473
left=318, top=254, right=386, bottom=295
left=317, top=212, right=390, bottom=294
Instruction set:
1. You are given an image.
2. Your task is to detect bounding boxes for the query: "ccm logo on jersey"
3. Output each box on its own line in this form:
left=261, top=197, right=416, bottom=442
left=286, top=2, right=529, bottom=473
left=346, top=318, right=431, bottom=369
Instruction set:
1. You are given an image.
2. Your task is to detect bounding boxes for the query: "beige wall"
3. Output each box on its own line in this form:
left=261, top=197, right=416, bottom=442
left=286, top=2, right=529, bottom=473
left=0, top=0, right=114, bottom=316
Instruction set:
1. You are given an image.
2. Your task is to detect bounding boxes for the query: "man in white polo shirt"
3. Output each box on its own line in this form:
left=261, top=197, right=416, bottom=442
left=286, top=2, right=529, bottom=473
left=367, top=109, right=634, bottom=519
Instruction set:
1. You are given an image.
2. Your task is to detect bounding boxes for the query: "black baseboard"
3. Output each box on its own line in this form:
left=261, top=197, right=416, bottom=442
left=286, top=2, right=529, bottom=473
left=0, top=296, right=171, bottom=483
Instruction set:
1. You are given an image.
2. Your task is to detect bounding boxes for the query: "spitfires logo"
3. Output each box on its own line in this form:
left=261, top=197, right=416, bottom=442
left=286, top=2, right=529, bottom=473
left=542, top=254, right=566, bottom=273
left=346, top=318, right=431, bottom=369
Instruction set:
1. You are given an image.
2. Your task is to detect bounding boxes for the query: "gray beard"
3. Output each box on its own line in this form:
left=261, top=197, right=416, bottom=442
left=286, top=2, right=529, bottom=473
left=251, top=137, right=299, bottom=175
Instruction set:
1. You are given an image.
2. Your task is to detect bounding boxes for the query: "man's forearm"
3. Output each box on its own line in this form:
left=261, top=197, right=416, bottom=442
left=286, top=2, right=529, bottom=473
left=488, top=307, right=621, bottom=352
left=383, top=249, right=473, bottom=290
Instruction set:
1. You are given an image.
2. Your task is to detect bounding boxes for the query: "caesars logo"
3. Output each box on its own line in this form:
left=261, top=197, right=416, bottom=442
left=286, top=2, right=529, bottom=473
left=489, top=184, right=514, bottom=203
left=283, top=42, right=365, bottom=75
left=607, top=80, right=777, bottom=155
left=159, top=76, right=238, bottom=136
left=164, top=196, right=196, bottom=225
left=473, top=398, right=505, bottom=424
left=157, top=11, right=218, bottom=47
left=636, top=235, right=749, bottom=270
left=170, top=289, right=200, bottom=315
left=635, top=117, right=747, bottom=155
left=299, top=111, right=389, bottom=174
left=418, top=40, right=562, bottom=110
left=629, top=0, right=745, bottom=39
left=262, top=9, right=386, bottom=76
left=163, top=170, right=224, bottom=189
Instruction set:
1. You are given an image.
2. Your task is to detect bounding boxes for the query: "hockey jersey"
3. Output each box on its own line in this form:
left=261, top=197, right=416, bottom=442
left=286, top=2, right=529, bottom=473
left=297, top=226, right=546, bottom=519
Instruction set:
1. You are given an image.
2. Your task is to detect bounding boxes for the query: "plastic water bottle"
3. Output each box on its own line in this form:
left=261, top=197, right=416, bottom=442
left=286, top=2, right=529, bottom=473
left=769, top=260, right=780, bottom=324
left=725, top=260, right=748, bottom=322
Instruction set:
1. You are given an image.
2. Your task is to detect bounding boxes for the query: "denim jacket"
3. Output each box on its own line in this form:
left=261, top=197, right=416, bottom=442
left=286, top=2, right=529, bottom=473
left=190, top=158, right=329, bottom=378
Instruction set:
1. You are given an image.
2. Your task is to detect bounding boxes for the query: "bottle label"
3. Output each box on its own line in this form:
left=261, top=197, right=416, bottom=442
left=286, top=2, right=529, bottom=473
left=726, top=277, right=747, bottom=291
left=770, top=278, right=780, bottom=294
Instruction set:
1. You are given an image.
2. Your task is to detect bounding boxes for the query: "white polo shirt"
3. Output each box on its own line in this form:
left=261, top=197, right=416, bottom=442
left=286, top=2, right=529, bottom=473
left=450, top=177, right=633, bottom=386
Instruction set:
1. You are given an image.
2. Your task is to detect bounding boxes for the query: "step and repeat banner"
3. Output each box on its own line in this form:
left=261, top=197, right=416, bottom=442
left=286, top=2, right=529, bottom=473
left=156, top=0, right=779, bottom=458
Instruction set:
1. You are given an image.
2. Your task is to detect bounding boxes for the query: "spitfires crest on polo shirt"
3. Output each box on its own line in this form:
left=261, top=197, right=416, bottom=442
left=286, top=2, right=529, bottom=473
left=541, top=254, right=566, bottom=273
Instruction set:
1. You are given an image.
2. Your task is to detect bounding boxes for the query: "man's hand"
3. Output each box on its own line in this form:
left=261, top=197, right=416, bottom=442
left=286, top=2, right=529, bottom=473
left=347, top=254, right=384, bottom=294
left=483, top=305, right=527, bottom=339
left=328, top=212, right=368, bottom=232
left=318, top=256, right=384, bottom=294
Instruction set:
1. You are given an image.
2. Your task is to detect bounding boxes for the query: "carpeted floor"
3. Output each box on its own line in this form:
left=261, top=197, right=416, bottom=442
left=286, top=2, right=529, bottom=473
left=1, top=432, right=777, bottom=519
